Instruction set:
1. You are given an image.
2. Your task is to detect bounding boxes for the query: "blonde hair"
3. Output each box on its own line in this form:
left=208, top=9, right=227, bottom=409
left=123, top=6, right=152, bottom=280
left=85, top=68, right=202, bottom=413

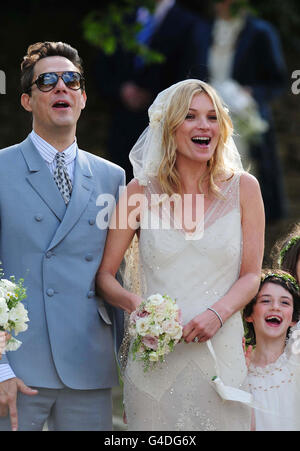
left=157, top=80, right=234, bottom=197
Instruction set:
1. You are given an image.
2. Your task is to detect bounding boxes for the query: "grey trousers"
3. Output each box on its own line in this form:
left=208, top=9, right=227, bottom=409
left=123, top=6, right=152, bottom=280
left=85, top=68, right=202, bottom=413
left=0, top=386, right=112, bottom=431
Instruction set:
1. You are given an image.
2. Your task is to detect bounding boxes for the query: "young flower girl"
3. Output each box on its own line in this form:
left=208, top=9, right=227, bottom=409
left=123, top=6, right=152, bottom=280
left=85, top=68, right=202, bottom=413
left=243, top=270, right=300, bottom=431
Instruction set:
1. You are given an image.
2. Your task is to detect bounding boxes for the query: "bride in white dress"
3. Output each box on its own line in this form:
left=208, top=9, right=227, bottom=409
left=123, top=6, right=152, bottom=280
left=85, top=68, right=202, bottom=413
left=97, top=79, right=265, bottom=430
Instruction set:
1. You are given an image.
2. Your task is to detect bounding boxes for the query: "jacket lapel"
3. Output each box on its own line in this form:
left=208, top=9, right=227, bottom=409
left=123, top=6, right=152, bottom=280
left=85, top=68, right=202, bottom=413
left=20, top=136, right=66, bottom=221
left=47, top=148, right=94, bottom=250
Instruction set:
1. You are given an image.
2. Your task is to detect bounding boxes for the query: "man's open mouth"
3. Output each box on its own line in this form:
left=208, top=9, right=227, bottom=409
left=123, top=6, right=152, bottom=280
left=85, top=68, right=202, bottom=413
left=52, top=101, right=70, bottom=109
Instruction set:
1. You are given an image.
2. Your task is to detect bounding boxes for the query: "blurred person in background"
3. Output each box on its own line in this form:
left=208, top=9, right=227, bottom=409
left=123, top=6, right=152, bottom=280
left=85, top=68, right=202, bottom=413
left=95, top=0, right=204, bottom=181
left=193, top=0, right=288, bottom=224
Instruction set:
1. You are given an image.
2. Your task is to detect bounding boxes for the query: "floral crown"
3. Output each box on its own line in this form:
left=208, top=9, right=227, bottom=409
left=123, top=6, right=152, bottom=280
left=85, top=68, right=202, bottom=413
left=261, top=271, right=300, bottom=292
left=278, top=236, right=300, bottom=267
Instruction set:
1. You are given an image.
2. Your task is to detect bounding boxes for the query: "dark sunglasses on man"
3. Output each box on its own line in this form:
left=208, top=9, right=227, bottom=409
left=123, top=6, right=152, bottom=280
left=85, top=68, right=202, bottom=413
left=27, top=71, right=85, bottom=93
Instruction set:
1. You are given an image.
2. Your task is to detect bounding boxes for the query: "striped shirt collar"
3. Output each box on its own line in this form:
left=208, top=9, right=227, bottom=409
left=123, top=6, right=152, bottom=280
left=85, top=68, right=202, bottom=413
left=29, top=130, right=77, bottom=165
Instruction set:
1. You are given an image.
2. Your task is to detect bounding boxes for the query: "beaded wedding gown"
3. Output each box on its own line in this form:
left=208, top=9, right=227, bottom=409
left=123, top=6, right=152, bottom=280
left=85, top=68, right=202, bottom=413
left=122, top=173, right=251, bottom=431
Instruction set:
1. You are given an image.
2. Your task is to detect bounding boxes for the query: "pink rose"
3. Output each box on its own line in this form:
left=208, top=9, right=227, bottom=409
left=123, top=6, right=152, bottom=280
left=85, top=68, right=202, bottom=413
left=137, top=310, right=149, bottom=318
left=130, top=309, right=148, bottom=324
left=142, top=335, right=158, bottom=350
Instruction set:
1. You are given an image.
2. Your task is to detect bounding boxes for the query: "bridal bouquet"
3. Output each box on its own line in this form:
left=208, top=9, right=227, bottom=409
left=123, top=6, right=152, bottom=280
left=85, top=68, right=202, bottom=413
left=129, top=293, right=182, bottom=372
left=0, top=267, right=29, bottom=352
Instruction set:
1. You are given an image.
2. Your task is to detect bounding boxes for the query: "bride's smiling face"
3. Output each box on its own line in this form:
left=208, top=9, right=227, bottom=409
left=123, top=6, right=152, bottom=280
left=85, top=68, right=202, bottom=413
left=174, top=92, right=220, bottom=165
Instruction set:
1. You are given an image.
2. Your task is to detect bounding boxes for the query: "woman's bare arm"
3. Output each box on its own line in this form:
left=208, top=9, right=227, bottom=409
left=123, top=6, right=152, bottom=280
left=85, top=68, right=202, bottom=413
left=96, top=179, right=144, bottom=314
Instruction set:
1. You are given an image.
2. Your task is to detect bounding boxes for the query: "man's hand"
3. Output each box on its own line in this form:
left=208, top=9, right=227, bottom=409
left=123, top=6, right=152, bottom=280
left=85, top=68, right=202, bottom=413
left=0, top=377, right=38, bottom=431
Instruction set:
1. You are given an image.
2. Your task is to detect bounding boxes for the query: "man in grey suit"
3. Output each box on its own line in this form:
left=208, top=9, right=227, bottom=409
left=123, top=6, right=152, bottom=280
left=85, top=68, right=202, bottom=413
left=0, top=41, right=125, bottom=431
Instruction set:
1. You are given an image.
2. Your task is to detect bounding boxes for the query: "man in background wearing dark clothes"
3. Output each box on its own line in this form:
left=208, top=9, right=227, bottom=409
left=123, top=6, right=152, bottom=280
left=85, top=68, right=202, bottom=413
left=95, top=0, right=203, bottom=181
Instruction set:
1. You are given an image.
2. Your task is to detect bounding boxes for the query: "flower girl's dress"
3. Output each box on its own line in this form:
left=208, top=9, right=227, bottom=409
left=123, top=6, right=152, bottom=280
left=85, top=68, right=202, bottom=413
left=246, top=331, right=300, bottom=431
left=121, top=173, right=251, bottom=430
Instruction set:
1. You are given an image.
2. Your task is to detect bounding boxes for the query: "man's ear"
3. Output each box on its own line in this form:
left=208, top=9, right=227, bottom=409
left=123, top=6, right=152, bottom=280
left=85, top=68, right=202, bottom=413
left=21, top=93, right=33, bottom=112
left=80, top=90, right=87, bottom=110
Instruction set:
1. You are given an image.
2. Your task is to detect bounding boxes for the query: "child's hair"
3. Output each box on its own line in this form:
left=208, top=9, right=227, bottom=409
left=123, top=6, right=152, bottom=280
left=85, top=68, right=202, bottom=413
left=271, top=223, right=300, bottom=281
left=243, top=269, right=300, bottom=346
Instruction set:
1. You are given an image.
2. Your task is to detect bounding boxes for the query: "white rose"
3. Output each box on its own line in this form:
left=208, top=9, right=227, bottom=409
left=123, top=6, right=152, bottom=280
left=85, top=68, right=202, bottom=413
left=154, top=309, right=166, bottom=323
left=135, top=318, right=150, bottom=336
left=147, top=294, right=164, bottom=306
left=162, top=321, right=182, bottom=340
left=149, top=323, right=162, bottom=337
left=172, top=324, right=183, bottom=341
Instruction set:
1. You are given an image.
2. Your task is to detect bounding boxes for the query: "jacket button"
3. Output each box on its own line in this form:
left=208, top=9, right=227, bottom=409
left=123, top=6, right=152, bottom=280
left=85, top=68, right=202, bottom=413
left=89, top=219, right=95, bottom=225
left=46, top=288, right=54, bottom=297
left=87, top=290, right=95, bottom=298
left=46, top=251, right=53, bottom=258
left=34, top=214, right=43, bottom=222
left=85, top=254, right=93, bottom=261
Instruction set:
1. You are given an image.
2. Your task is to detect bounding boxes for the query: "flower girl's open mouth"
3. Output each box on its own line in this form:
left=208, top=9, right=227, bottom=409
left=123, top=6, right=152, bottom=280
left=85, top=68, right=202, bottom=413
left=265, top=315, right=283, bottom=327
left=191, top=136, right=211, bottom=148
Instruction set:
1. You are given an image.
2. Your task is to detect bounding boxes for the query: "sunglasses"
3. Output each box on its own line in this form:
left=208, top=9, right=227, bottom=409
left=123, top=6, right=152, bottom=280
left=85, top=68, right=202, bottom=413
left=28, top=71, right=85, bottom=92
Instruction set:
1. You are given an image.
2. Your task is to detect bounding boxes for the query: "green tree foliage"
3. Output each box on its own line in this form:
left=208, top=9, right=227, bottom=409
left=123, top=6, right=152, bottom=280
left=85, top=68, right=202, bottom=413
left=82, top=0, right=164, bottom=64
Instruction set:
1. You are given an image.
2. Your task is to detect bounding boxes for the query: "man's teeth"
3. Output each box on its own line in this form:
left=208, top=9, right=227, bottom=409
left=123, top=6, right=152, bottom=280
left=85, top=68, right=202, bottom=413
left=53, top=102, right=69, bottom=108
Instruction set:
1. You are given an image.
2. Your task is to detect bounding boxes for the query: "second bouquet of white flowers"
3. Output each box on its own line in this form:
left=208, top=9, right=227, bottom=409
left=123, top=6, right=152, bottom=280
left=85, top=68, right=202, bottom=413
left=0, top=269, right=29, bottom=352
left=129, top=293, right=182, bottom=372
